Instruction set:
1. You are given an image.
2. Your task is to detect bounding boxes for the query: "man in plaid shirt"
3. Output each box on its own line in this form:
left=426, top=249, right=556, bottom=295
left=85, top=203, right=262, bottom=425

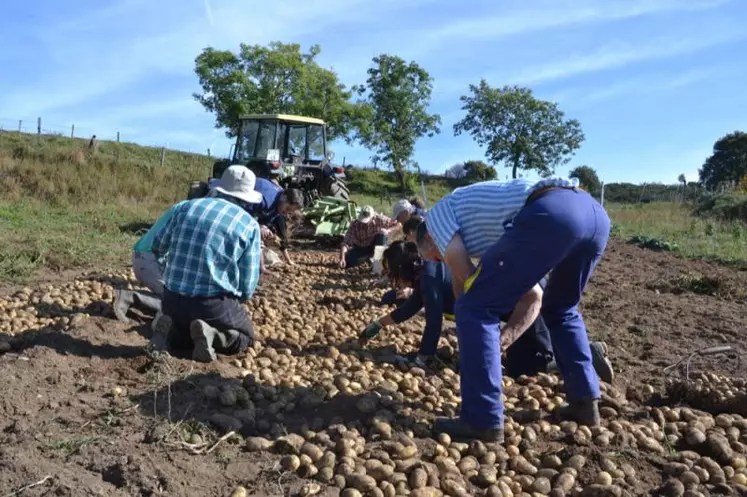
left=151, top=165, right=263, bottom=363
left=339, top=205, right=399, bottom=269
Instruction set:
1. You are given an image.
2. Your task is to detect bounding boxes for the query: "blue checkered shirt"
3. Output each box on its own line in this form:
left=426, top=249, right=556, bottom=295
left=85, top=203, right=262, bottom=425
left=151, top=197, right=261, bottom=301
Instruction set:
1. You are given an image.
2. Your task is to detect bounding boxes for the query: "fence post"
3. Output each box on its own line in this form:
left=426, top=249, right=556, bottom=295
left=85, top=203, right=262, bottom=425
left=37, top=117, right=41, bottom=135
left=160, top=147, right=166, bottom=167
left=70, top=124, right=75, bottom=139
left=600, top=182, right=605, bottom=207
left=421, top=178, right=429, bottom=209
left=116, top=131, right=120, bottom=143
left=17, top=120, right=22, bottom=132
left=207, top=148, right=211, bottom=157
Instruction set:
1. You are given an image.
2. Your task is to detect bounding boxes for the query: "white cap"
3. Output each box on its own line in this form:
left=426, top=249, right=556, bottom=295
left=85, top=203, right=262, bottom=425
left=357, top=205, right=375, bottom=223
left=213, top=165, right=263, bottom=204
left=392, top=199, right=414, bottom=219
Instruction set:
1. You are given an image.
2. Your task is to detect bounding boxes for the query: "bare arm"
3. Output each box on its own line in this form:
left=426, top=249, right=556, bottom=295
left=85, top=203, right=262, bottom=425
left=443, top=234, right=475, bottom=298
left=501, top=283, right=543, bottom=350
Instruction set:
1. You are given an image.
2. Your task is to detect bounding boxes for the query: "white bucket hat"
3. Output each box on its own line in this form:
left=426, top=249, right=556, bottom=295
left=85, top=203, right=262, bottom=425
left=213, top=165, right=263, bottom=204
left=357, top=205, right=375, bottom=223
left=392, top=199, right=414, bottom=220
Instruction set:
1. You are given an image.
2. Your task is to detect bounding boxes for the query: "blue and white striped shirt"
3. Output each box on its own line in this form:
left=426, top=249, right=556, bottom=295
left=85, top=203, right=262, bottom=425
left=151, top=197, right=261, bottom=301
left=425, top=178, right=579, bottom=258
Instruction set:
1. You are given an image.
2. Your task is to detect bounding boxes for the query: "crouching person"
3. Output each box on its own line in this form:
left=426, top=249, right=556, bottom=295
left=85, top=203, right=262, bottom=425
left=339, top=206, right=399, bottom=269
left=150, top=165, right=263, bottom=362
left=113, top=200, right=188, bottom=322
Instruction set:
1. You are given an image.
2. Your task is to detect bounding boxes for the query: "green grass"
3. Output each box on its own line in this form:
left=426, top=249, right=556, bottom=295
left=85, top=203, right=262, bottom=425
left=0, top=200, right=163, bottom=281
left=1, top=128, right=745, bottom=283
left=606, top=202, right=747, bottom=267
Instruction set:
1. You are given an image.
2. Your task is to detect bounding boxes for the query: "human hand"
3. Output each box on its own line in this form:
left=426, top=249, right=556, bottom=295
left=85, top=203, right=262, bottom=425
left=358, top=320, right=382, bottom=343
left=338, top=258, right=347, bottom=269
left=396, top=288, right=413, bottom=300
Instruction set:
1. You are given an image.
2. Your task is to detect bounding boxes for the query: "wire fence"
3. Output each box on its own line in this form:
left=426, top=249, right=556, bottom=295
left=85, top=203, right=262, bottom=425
left=0, top=116, right=215, bottom=167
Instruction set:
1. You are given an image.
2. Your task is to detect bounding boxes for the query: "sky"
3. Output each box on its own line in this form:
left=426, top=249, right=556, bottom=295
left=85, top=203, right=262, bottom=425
left=1, top=0, right=746, bottom=184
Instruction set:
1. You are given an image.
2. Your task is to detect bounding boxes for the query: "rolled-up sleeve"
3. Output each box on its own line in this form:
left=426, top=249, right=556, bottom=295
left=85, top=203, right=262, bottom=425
left=239, top=222, right=262, bottom=301
left=425, top=196, right=459, bottom=255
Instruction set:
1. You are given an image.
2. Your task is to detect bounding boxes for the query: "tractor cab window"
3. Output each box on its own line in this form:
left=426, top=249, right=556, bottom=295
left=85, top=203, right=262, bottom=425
left=308, top=125, right=325, bottom=162
left=236, top=120, right=276, bottom=161
left=287, top=125, right=306, bottom=158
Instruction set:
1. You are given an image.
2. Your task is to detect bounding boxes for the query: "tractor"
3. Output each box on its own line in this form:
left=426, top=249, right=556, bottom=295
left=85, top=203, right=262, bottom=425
left=188, top=114, right=359, bottom=237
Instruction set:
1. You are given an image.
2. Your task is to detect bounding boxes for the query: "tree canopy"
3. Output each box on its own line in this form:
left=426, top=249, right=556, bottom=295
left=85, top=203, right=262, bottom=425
left=193, top=41, right=365, bottom=141
left=463, top=160, right=497, bottom=182
left=454, top=81, right=585, bottom=179
left=444, top=160, right=496, bottom=184
left=699, top=131, right=747, bottom=190
left=569, top=165, right=601, bottom=194
left=355, top=54, right=441, bottom=192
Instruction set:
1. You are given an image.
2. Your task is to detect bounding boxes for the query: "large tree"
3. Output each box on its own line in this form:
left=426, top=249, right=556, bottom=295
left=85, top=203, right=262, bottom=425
left=454, top=81, right=585, bottom=179
left=356, top=54, right=441, bottom=192
left=699, top=131, right=747, bottom=190
left=463, top=160, right=497, bottom=182
left=569, top=165, right=601, bottom=194
left=193, top=42, right=365, bottom=140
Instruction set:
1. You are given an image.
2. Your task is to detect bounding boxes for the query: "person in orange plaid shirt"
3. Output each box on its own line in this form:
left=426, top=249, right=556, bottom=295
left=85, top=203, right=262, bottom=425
left=338, top=206, right=400, bottom=269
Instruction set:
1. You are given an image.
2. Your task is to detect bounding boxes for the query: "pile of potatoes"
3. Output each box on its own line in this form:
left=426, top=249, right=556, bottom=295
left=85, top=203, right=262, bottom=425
left=196, top=252, right=747, bottom=497
left=3, top=251, right=747, bottom=496
left=0, top=276, right=118, bottom=335
left=667, top=373, right=747, bottom=418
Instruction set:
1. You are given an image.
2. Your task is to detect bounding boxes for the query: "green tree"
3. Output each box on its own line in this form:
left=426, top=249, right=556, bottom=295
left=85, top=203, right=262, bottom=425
left=463, top=160, right=497, bottom=182
left=699, top=131, right=747, bottom=190
left=356, top=54, right=441, bottom=192
left=454, top=81, right=585, bottom=179
left=569, top=165, right=601, bottom=194
left=193, top=42, right=365, bottom=140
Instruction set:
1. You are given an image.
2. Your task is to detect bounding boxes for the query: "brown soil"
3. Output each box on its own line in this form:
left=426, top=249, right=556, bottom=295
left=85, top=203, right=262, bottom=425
left=0, top=237, right=746, bottom=497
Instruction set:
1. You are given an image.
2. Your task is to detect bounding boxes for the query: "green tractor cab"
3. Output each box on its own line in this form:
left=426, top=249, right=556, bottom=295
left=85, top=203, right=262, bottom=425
left=188, top=114, right=355, bottom=237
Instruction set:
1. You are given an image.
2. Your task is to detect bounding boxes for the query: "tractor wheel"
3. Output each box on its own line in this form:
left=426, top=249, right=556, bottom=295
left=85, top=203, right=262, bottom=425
left=325, top=176, right=350, bottom=202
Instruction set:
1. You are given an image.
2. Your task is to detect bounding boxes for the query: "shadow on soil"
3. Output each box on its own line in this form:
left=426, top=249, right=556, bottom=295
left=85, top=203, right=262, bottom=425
left=133, top=366, right=436, bottom=493
left=9, top=325, right=145, bottom=359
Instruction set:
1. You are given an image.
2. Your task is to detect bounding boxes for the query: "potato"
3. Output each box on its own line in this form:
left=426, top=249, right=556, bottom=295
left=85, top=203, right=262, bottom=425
left=477, top=467, right=498, bottom=488
left=341, top=489, right=363, bottom=497
left=410, top=488, right=443, bottom=497
left=441, top=479, right=470, bottom=497
left=230, top=486, right=247, bottom=497
left=280, top=454, right=301, bottom=472
left=596, top=472, right=613, bottom=486
left=658, top=479, right=685, bottom=497
left=409, top=467, right=428, bottom=489
left=301, top=442, right=324, bottom=463
left=345, top=473, right=377, bottom=493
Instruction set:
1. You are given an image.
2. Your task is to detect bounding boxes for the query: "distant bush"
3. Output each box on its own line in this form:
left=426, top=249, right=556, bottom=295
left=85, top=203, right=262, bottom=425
left=693, top=192, right=747, bottom=222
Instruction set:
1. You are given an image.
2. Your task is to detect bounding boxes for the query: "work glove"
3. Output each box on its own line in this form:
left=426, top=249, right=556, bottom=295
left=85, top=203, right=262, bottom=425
left=358, top=320, right=383, bottom=343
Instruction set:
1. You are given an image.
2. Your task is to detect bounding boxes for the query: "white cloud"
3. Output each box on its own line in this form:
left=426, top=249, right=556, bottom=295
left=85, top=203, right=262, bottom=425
left=422, top=0, right=730, bottom=44
left=431, top=29, right=745, bottom=94
left=0, top=0, right=439, bottom=118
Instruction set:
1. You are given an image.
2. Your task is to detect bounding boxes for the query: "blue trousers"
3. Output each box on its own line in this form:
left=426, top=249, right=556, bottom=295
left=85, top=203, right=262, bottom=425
left=455, top=188, right=610, bottom=429
left=345, top=234, right=388, bottom=268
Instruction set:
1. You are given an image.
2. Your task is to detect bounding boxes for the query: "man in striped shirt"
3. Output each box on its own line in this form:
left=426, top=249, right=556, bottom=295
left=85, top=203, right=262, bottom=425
left=150, top=165, right=263, bottom=363
left=416, top=178, right=611, bottom=441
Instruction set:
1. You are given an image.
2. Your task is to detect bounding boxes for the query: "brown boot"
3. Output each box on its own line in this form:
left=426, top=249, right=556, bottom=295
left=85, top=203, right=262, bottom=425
left=556, top=399, right=600, bottom=426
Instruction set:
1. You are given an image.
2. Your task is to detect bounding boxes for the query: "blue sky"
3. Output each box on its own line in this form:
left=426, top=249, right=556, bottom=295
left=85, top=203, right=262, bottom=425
left=1, top=0, right=745, bottom=184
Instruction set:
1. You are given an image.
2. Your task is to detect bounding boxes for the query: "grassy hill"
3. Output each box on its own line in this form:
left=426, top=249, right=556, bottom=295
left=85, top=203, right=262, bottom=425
left=0, top=129, right=745, bottom=282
